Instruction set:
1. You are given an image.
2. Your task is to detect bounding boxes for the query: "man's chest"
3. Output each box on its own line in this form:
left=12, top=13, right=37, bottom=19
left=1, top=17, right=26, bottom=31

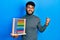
left=26, top=18, right=38, bottom=29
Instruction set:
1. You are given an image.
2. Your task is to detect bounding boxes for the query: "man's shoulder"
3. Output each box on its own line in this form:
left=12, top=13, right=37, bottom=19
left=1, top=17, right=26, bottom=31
left=21, top=15, right=26, bottom=18
left=33, top=15, right=40, bottom=20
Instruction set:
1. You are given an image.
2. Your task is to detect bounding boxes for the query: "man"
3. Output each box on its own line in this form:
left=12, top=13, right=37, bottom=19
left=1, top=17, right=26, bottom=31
left=11, top=1, right=50, bottom=40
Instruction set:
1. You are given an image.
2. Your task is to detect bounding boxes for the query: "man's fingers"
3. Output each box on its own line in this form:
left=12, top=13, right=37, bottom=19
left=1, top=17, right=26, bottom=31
left=11, top=33, right=19, bottom=38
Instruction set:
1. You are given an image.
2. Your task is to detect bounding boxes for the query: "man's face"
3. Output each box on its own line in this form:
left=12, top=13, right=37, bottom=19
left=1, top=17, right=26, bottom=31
left=26, top=5, right=34, bottom=15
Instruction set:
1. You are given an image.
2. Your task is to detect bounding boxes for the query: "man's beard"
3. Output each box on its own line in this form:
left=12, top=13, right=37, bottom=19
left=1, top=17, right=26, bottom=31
left=26, top=10, right=34, bottom=16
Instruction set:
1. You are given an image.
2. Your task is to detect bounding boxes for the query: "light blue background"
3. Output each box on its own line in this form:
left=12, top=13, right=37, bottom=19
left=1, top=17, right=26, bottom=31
left=0, top=0, right=60, bottom=40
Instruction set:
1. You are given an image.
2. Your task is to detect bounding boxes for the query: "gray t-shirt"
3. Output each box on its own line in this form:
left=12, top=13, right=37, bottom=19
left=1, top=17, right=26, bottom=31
left=22, top=15, right=47, bottom=40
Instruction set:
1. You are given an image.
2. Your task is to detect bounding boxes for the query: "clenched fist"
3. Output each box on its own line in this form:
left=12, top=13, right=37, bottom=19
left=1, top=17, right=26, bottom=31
left=46, top=18, right=50, bottom=25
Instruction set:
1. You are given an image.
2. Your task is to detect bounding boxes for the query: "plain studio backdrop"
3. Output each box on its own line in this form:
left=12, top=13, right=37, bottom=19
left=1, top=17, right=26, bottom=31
left=0, top=0, right=60, bottom=40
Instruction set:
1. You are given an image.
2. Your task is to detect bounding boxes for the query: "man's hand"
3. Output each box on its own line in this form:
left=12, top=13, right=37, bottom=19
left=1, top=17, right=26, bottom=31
left=11, top=33, right=19, bottom=38
left=46, top=18, right=50, bottom=26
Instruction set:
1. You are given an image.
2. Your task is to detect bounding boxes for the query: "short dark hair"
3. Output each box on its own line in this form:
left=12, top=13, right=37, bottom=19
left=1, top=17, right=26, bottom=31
left=26, top=1, right=35, bottom=7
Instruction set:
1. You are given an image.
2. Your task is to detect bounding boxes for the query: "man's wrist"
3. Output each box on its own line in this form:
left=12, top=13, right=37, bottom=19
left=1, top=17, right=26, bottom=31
left=45, top=22, right=49, bottom=26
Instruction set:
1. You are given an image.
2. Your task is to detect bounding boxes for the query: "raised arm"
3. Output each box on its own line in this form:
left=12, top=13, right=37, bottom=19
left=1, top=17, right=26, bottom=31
left=37, top=18, right=50, bottom=32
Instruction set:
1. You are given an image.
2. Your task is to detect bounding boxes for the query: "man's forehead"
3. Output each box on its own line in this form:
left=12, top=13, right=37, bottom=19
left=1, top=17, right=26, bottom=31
left=27, top=5, right=34, bottom=7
